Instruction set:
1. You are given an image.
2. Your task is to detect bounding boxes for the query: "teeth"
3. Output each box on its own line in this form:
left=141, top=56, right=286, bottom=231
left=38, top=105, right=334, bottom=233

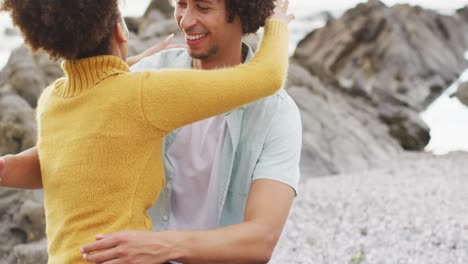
left=186, top=34, right=206, bottom=41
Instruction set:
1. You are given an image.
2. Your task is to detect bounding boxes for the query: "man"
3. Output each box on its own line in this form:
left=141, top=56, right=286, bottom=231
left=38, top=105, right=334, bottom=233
left=0, top=0, right=301, bottom=263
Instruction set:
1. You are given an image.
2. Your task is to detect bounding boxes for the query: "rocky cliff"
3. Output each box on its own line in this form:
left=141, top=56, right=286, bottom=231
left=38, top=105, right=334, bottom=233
left=294, top=0, right=468, bottom=152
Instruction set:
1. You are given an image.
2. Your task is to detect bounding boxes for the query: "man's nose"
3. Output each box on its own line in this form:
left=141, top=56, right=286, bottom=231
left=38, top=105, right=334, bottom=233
left=179, top=8, right=198, bottom=31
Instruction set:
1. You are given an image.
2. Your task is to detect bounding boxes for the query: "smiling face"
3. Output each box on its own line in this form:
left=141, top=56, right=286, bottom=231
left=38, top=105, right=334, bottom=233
left=174, top=0, right=243, bottom=62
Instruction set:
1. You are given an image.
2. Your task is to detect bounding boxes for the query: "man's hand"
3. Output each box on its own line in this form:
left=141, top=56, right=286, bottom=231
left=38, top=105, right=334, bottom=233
left=126, top=34, right=187, bottom=67
left=81, top=230, right=184, bottom=264
left=81, top=180, right=294, bottom=264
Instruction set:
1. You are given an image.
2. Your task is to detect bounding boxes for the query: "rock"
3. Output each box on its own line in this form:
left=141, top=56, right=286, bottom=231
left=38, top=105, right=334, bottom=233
left=293, top=0, right=468, bottom=150
left=124, top=16, right=141, bottom=34
left=144, top=0, right=175, bottom=18
left=4, top=27, right=19, bottom=37
left=13, top=239, right=48, bottom=264
left=0, top=190, right=44, bottom=264
left=456, top=6, right=468, bottom=22
left=134, top=1, right=184, bottom=56
left=139, top=0, right=177, bottom=38
left=378, top=101, right=430, bottom=150
left=139, top=16, right=180, bottom=40
left=450, top=81, right=468, bottom=106
left=0, top=46, right=63, bottom=108
left=0, top=90, right=37, bottom=156
left=286, top=63, right=402, bottom=176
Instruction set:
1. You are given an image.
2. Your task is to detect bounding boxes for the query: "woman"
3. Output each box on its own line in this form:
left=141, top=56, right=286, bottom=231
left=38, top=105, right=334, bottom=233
left=0, top=0, right=292, bottom=263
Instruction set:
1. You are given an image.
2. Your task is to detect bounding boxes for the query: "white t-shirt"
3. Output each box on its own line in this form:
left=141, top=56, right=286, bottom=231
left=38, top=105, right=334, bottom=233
left=166, top=114, right=227, bottom=230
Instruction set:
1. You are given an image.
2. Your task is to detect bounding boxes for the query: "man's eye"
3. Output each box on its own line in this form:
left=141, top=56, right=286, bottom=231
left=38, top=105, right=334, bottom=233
left=177, top=1, right=187, bottom=7
left=198, top=5, right=210, bottom=11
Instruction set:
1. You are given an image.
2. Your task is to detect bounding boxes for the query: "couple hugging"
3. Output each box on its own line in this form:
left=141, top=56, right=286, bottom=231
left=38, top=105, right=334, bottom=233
left=0, top=0, right=301, bottom=263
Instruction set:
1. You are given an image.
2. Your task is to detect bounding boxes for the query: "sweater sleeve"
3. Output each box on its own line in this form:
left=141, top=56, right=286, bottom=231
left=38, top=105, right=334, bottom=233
left=139, top=20, right=289, bottom=132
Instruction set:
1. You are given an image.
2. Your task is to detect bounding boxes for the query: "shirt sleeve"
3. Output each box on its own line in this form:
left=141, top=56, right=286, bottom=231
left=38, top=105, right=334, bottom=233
left=252, top=95, right=302, bottom=195
left=138, top=20, right=289, bottom=133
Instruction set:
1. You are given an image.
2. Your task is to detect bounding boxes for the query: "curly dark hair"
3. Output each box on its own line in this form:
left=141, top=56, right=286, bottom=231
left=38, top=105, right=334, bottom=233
left=0, top=0, right=121, bottom=60
left=226, top=0, right=275, bottom=34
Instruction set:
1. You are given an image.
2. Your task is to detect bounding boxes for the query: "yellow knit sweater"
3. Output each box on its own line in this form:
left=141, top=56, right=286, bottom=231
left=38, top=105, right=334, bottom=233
left=36, top=20, right=288, bottom=263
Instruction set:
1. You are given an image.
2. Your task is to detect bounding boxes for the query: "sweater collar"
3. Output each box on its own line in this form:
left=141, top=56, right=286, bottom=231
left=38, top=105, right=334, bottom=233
left=55, top=55, right=130, bottom=97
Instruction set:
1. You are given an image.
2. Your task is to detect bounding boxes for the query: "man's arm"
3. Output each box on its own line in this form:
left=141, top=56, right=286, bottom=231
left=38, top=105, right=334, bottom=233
left=176, top=179, right=295, bottom=263
left=0, top=147, right=42, bottom=189
left=81, top=180, right=294, bottom=264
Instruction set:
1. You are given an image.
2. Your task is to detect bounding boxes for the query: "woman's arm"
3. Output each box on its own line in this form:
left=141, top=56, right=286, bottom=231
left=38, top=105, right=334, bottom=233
left=138, top=1, right=292, bottom=132
left=0, top=147, right=42, bottom=189
left=126, top=34, right=186, bottom=67
left=140, top=19, right=290, bottom=132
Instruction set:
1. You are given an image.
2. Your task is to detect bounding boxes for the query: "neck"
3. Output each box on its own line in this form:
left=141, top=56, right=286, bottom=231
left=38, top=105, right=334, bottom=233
left=192, top=42, right=243, bottom=70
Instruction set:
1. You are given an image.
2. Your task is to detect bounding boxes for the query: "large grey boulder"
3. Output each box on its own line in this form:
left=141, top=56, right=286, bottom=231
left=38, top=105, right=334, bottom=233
left=286, top=62, right=402, bottom=176
left=0, top=47, right=62, bottom=108
left=294, top=0, right=468, bottom=150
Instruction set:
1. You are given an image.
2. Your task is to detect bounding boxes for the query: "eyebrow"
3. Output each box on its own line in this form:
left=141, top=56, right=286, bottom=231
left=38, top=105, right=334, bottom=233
left=194, top=0, right=214, bottom=3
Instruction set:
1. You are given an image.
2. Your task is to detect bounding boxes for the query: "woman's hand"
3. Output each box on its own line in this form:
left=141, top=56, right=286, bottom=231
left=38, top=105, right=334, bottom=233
left=0, top=158, right=5, bottom=185
left=126, top=34, right=187, bottom=67
left=269, top=0, right=294, bottom=24
left=0, top=148, right=43, bottom=189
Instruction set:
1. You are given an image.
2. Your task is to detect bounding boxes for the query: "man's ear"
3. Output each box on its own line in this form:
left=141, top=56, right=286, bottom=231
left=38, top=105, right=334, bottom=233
left=114, top=22, right=128, bottom=43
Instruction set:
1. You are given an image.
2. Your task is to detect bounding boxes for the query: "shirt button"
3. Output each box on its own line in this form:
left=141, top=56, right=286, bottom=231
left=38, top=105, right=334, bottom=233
left=166, top=183, right=172, bottom=190
left=162, top=215, right=169, bottom=222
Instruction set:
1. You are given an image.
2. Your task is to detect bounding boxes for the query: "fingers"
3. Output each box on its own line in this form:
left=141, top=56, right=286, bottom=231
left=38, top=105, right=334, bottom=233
left=99, top=259, right=121, bottom=264
left=83, top=247, right=119, bottom=263
left=270, top=0, right=293, bottom=23
left=146, top=35, right=174, bottom=53
left=80, top=236, right=118, bottom=254
left=167, top=44, right=187, bottom=49
left=143, top=33, right=187, bottom=56
left=162, top=33, right=175, bottom=46
left=282, top=0, right=289, bottom=13
left=275, top=0, right=288, bottom=11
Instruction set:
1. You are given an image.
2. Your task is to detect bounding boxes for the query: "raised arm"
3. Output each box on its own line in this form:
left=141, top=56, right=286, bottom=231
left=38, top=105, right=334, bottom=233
left=140, top=2, right=291, bottom=132
left=0, top=147, right=42, bottom=189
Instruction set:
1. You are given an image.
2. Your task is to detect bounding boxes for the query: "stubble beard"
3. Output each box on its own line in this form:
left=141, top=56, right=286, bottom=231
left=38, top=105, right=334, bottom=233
left=189, top=46, right=220, bottom=60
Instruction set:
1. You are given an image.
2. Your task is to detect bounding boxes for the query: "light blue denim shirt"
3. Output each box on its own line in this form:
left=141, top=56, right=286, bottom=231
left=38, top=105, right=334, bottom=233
left=131, top=44, right=302, bottom=230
